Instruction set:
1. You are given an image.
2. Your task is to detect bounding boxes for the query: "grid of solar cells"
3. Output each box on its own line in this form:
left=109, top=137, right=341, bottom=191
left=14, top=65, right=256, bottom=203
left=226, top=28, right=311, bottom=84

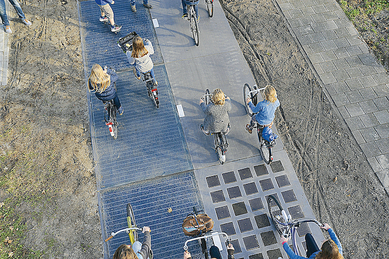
left=101, top=172, right=203, bottom=258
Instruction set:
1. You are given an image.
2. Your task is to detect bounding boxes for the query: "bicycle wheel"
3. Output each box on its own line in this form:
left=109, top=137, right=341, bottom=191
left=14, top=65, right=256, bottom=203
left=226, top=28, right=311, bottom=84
left=200, top=238, right=209, bottom=259
left=190, top=8, right=200, bottom=46
left=205, top=0, right=213, bottom=17
left=108, top=104, right=118, bottom=140
left=258, top=130, right=272, bottom=164
left=267, top=195, right=287, bottom=236
left=243, top=83, right=254, bottom=116
left=148, top=82, right=159, bottom=108
left=126, top=203, right=138, bottom=244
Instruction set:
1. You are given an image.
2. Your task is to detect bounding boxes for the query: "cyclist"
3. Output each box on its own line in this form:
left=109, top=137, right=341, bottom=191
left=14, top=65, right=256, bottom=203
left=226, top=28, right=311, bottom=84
left=181, top=0, right=199, bottom=19
left=245, top=85, right=279, bottom=134
left=88, top=64, right=124, bottom=117
left=183, top=243, right=235, bottom=259
left=126, top=35, right=157, bottom=86
left=280, top=223, right=343, bottom=259
left=113, top=226, right=152, bottom=259
left=199, top=89, right=231, bottom=136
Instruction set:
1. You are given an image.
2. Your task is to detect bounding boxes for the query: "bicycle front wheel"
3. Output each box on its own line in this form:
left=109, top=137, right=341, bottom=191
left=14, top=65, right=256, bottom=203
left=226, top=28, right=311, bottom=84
left=258, top=131, right=272, bottom=164
left=205, top=89, right=210, bottom=105
left=127, top=203, right=138, bottom=244
left=206, top=0, right=213, bottom=17
left=267, top=195, right=287, bottom=236
left=243, top=83, right=254, bottom=116
left=190, top=9, right=200, bottom=46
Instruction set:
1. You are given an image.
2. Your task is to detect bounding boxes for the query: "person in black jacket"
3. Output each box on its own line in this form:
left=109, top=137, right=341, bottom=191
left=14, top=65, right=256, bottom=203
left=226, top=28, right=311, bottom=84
left=113, top=226, right=152, bottom=259
left=88, top=64, right=124, bottom=118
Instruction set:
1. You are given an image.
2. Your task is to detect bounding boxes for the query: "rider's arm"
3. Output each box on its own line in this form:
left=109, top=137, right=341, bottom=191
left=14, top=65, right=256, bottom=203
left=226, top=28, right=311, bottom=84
left=126, top=51, right=136, bottom=65
left=280, top=237, right=306, bottom=259
left=200, top=101, right=208, bottom=113
left=327, top=228, right=343, bottom=255
left=139, top=228, right=152, bottom=259
left=105, top=67, right=118, bottom=83
left=227, top=243, right=235, bottom=259
left=225, top=97, right=232, bottom=112
left=144, top=39, right=154, bottom=55
left=248, top=100, right=263, bottom=113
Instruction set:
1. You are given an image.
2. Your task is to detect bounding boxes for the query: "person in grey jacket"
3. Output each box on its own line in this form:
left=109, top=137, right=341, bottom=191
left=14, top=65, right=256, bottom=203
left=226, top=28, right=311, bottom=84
left=200, top=89, right=231, bottom=135
left=113, top=226, right=152, bottom=259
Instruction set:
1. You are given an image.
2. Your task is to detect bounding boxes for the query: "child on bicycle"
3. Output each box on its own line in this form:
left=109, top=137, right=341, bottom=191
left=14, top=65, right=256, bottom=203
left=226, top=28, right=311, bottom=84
left=280, top=223, right=343, bottom=259
left=245, top=85, right=280, bottom=134
left=94, top=0, right=121, bottom=32
left=184, top=244, right=235, bottom=259
left=88, top=64, right=124, bottom=116
left=126, top=35, right=157, bottom=86
left=200, top=89, right=231, bottom=136
left=113, top=226, right=152, bottom=259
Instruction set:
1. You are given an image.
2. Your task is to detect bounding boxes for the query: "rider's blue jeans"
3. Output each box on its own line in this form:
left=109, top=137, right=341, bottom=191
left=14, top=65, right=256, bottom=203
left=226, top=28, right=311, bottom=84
left=181, top=0, right=199, bottom=17
left=0, top=0, right=26, bottom=26
left=135, top=67, right=155, bottom=81
left=130, top=0, right=149, bottom=6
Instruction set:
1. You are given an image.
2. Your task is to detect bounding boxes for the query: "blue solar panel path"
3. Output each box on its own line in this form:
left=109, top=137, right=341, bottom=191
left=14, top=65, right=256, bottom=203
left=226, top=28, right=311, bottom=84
left=78, top=0, right=324, bottom=258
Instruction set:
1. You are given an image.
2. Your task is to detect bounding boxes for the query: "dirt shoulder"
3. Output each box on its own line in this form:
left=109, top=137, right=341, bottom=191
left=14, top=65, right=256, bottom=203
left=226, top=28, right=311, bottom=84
left=0, top=0, right=101, bottom=258
left=219, top=0, right=389, bottom=258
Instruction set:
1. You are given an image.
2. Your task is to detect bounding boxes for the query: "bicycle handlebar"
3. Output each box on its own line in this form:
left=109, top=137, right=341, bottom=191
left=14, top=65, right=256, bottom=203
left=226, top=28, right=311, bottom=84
left=183, top=231, right=229, bottom=251
left=105, top=227, right=144, bottom=242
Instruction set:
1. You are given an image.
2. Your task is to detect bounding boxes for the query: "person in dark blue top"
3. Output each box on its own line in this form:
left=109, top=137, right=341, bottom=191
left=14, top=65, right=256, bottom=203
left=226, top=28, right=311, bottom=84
left=245, top=85, right=280, bottom=134
left=88, top=64, right=123, bottom=118
left=280, top=223, right=344, bottom=259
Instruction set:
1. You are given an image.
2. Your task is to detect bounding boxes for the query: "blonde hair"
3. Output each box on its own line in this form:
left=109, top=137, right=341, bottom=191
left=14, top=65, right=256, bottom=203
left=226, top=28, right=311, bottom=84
left=88, top=64, right=111, bottom=93
left=264, top=85, right=277, bottom=103
left=316, top=240, right=344, bottom=259
left=131, top=36, right=148, bottom=58
left=212, top=89, right=225, bottom=105
left=113, top=244, right=137, bottom=259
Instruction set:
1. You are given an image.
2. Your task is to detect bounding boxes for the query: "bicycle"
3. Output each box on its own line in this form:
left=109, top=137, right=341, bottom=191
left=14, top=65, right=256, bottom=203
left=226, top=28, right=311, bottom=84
left=118, top=32, right=160, bottom=108
left=201, top=89, right=229, bottom=164
left=105, top=203, right=153, bottom=258
left=184, top=0, right=200, bottom=46
left=243, top=83, right=276, bottom=164
left=267, top=194, right=323, bottom=256
left=183, top=207, right=233, bottom=259
left=205, top=0, right=213, bottom=17
left=104, top=95, right=119, bottom=140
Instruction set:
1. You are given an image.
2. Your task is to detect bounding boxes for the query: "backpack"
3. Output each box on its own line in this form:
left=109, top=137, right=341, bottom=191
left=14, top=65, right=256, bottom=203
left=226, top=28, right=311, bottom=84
left=182, top=213, right=214, bottom=236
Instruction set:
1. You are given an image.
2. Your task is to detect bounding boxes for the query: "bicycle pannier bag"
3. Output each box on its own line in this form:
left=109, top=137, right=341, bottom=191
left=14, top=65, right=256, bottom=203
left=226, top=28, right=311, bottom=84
left=182, top=214, right=214, bottom=236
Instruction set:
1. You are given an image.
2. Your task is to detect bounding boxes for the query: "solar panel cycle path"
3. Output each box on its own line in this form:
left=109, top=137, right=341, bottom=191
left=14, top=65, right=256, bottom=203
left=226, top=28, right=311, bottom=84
left=78, top=0, right=323, bottom=258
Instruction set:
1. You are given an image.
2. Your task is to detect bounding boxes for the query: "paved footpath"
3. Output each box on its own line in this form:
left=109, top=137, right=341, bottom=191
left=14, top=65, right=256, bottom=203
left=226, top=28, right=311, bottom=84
left=0, top=1, right=9, bottom=86
left=275, top=0, right=389, bottom=194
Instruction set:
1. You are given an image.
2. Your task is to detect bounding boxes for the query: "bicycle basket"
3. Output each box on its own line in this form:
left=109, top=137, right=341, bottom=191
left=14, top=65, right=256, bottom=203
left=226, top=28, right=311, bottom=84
left=182, top=214, right=214, bottom=236
left=118, top=31, right=138, bottom=52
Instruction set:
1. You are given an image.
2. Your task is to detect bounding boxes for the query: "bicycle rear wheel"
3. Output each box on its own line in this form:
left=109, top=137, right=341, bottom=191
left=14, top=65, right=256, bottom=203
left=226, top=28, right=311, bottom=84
left=267, top=195, right=287, bottom=236
left=258, top=130, right=272, bottom=164
left=190, top=8, right=200, bottom=46
left=127, top=203, right=138, bottom=244
left=243, top=83, right=254, bottom=116
left=147, top=82, right=159, bottom=108
left=205, top=0, right=213, bottom=17
left=108, top=104, right=118, bottom=140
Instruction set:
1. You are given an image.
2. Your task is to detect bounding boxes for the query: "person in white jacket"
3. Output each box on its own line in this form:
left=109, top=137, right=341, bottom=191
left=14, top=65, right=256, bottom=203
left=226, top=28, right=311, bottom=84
left=126, top=35, right=157, bottom=85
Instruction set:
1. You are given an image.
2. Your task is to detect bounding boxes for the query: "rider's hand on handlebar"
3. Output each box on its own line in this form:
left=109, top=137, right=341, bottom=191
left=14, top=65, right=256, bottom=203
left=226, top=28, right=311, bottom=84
left=184, top=250, right=191, bottom=259
left=280, top=236, right=289, bottom=244
left=320, top=223, right=330, bottom=230
left=142, top=226, right=150, bottom=233
left=199, top=98, right=204, bottom=104
left=246, top=97, right=251, bottom=104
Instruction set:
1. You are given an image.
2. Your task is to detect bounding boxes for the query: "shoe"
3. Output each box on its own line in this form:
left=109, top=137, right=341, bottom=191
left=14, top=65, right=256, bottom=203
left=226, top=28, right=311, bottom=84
left=245, top=124, right=252, bottom=134
left=131, top=4, right=136, bottom=12
left=133, top=68, right=141, bottom=80
left=153, top=80, right=158, bottom=86
left=4, top=25, right=12, bottom=33
left=99, top=16, right=108, bottom=22
left=111, top=24, right=122, bottom=32
left=200, top=124, right=210, bottom=136
left=118, top=107, right=124, bottom=115
left=21, top=19, right=32, bottom=26
left=197, top=15, right=200, bottom=22
left=182, top=13, right=188, bottom=19
left=143, top=3, right=152, bottom=8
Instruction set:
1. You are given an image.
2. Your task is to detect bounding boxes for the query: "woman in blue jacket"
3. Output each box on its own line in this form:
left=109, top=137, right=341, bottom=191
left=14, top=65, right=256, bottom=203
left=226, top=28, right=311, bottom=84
left=88, top=64, right=124, bottom=118
left=280, top=223, right=344, bottom=259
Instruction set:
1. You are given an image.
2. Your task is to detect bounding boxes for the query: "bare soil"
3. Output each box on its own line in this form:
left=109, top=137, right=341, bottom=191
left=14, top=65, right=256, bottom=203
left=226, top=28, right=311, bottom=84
left=0, top=0, right=388, bottom=258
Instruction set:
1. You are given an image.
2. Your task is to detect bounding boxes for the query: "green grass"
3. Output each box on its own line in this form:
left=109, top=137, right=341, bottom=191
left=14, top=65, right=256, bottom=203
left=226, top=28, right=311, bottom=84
left=363, top=0, right=389, bottom=14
